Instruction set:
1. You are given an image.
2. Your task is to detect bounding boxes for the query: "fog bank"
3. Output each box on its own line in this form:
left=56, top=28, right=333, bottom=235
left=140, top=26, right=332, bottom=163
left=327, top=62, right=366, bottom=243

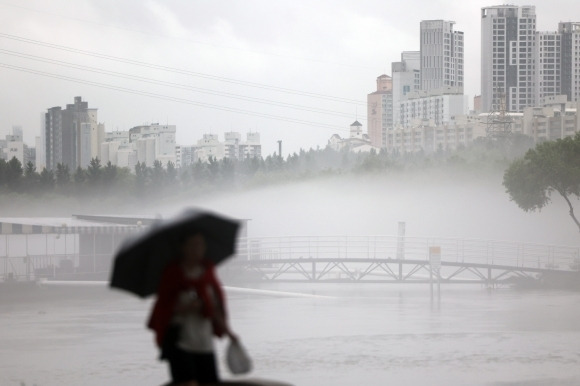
left=161, top=169, right=579, bottom=247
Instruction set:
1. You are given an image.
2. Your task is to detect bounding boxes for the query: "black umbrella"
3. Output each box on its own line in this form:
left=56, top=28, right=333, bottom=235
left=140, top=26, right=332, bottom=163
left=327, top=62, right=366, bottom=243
left=110, top=209, right=240, bottom=298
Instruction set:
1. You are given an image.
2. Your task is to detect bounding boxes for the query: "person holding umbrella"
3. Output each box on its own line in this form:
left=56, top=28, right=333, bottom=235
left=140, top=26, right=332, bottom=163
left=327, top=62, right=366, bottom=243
left=111, top=210, right=260, bottom=384
left=147, top=232, right=237, bottom=385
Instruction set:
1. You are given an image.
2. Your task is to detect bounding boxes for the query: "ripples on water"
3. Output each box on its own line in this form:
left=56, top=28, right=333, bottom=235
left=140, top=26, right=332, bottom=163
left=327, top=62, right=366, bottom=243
left=1, top=284, right=580, bottom=386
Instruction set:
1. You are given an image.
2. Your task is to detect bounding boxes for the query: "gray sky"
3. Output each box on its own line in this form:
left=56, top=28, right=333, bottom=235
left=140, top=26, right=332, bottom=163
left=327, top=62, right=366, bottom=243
left=1, top=0, right=578, bottom=157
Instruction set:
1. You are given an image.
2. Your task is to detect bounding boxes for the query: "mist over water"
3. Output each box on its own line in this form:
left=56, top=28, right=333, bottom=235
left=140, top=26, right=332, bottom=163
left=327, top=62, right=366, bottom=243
left=162, top=169, right=579, bottom=247
left=1, top=168, right=575, bottom=247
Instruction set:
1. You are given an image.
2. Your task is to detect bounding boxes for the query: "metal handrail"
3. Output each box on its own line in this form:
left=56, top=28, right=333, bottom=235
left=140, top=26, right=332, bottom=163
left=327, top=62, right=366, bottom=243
left=235, top=235, right=580, bottom=272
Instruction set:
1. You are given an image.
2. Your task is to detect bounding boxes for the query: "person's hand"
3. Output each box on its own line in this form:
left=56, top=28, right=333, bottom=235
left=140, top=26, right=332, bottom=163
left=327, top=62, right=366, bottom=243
left=227, top=330, right=239, bottom=342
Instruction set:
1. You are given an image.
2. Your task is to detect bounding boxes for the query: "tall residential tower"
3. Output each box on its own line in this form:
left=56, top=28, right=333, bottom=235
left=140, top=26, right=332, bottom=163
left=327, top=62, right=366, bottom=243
left=44, top=96, right=101, bottom=171
left=481, top=5, right=536, bottom=113
left=367, top=75, right=393, bottom=148
left=559, top=22, right=580, bottom=102
left=420, top=20, right=464, bottom=92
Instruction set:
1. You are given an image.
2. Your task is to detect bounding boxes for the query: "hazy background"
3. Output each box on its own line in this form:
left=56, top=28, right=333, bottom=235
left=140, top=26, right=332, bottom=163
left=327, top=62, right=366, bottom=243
left=154, top=169, right=579, bottom=247
left=0, top=167, right=576, bottom=247
left=1, top=0, right=580, bottom=156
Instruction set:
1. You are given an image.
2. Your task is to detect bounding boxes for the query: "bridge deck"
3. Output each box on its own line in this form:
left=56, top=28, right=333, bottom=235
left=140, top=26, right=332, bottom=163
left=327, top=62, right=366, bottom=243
left=2, top=234, right=579, bottom=284
left=227, top=235, right=580, bottom=284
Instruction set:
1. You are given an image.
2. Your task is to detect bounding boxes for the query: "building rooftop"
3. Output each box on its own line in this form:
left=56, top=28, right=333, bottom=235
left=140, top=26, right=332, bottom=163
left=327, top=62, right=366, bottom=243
left=0, top=215, right=157, bottom=235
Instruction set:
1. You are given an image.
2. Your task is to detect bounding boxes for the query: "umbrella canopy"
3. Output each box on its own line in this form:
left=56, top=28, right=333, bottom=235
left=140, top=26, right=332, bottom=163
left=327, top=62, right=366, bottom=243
left=110, top=209, right=240, bottom=298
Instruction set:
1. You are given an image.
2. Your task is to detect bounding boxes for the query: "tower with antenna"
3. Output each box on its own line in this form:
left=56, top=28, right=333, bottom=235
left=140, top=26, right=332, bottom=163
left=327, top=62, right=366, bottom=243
left=485, top=92, right=512, bottom=140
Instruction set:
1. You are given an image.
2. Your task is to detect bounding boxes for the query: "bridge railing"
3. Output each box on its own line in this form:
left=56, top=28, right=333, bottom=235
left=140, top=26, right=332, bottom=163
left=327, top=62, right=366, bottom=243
left=236, top=235, right=580, bottom=271
left=1, top=253, right=113, bottom=281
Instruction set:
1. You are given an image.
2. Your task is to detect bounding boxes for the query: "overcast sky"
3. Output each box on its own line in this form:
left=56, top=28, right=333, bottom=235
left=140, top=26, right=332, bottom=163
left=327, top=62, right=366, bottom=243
left=1, top=0, right=578, bottom=157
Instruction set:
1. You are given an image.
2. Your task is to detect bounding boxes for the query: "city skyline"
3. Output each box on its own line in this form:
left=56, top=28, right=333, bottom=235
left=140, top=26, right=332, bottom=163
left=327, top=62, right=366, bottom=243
left=1, top=0, right=579, bottom=156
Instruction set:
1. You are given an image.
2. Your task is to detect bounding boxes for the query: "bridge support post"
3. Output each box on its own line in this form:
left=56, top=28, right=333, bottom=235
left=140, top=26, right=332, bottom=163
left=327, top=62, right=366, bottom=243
left=312, top=261, right=316, bottom=281
left=430, top=266, right=433, bottom=301
left=398, top=262, right=402, bottom=281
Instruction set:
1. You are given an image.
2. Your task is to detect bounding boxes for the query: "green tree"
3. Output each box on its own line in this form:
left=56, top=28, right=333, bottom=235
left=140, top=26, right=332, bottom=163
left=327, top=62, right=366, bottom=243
left=5, top=156, right=23, bottom=190
left=503, top=133, right=580, bottom=232
left=0, top=158, right=6, bottom=187
left=39, top=168, right=55, bottom=191
left=220, top=157, right=235, bottom=183
left=207, top=157, right=220, bottom=180
left=23, top=161, right=40, bottom=193
left=102, top=161, right=118, bottom=191
left=166, top=161, right=177, bottom=187
left=73, top=166, right=87, bottom=195
left=73, top=166, right=86, bottom=184
left=134, top=161, right=149, bottom=196
left=87, top=158, right=102, bottom=188
left=151, top=160, right=165, bottom=189
left=56, top=163, right=71, bottom=193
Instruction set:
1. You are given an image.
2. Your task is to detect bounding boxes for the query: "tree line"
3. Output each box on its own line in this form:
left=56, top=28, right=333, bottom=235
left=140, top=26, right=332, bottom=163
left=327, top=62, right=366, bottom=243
left=0, top=134, right=535, bottom=202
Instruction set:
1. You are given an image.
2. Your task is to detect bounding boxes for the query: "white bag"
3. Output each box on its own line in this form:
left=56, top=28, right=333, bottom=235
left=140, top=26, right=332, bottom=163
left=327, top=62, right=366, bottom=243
left=226, top=339, right=252, bottom=375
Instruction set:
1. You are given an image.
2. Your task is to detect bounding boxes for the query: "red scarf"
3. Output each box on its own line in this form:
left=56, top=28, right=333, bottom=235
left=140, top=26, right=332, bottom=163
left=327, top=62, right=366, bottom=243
left=147, top=260, right=227, bottom=347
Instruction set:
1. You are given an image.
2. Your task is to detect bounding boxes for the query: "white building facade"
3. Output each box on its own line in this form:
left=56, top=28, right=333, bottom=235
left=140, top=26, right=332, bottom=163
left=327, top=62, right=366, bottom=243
left=327, top=121, right=376, bottom=153
left=522, top=97, right=580, bottom=142
left=535, top=31, right=562, bottom=106
left=129, top=124, right=176, bottom=167
left=100, top=124, right=177, bottom=170
left=175, top=145, right=197, bottom=168
left=392, top=51, right=421, bottom=126
left=193, top=132, right=262, bottom=163
left=398, top=88, right=469, bottom=128
left=420, top=20, right=464, bottom=92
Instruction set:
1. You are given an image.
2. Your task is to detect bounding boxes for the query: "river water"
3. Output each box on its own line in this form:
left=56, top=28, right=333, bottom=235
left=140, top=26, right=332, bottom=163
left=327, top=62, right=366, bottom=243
left=2, top=283, right=580, bottom=386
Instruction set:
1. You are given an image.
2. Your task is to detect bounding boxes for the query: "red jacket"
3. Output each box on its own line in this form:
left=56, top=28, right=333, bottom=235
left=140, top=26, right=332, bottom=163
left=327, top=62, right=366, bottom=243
left=147, top=260, right=227, bottom=347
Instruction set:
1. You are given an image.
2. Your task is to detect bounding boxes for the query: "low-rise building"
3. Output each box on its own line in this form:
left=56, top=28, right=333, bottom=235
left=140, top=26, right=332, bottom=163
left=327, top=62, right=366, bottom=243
left=100, top=124, right=177, bottom=169
left=175, top=145, right=197, bottom=168
left=0, top=126, right=34, bottom=166
left=327, top=121, right=377, bottom=153
left=398, top=86, right=469, bottom=128
left=192, top=132, right=262, bottom=163
left=522, top=96, right=580, bottom=142
left=239, top=132, right=261, bottom=160
left=130, top=124, right=176, bottom=167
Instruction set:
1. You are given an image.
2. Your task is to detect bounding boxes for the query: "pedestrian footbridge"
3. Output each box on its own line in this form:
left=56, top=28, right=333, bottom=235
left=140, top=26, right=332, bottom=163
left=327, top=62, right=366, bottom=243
left=226, top=236, right=580, bottom=285
left=1, top=232, right=579, bottom=286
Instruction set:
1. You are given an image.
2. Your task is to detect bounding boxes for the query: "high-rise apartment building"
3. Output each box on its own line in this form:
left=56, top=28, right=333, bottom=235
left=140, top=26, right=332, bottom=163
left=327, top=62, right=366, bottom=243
left=420, top=20, right=464, bottom=92
left=392, top=51, right=421, bottom=126
left=44, top=96, right=101, bottom=170
left=535, top=31, right=561, bottom=106
left=367, top=74, right=393, bottom=147
left=560, top=22, right=580, bottom=102
left=481, top=5, right=536, bottom=113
